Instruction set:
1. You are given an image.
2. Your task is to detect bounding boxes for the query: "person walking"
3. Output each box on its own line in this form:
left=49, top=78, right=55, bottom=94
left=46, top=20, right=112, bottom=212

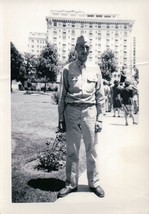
left=58, top=35, right=105, bottom=198
left=103, top=80, right=111, bottom=115
left=120, top=80, right=137, bottom=126
left=111, top=80, right=122, bottom=117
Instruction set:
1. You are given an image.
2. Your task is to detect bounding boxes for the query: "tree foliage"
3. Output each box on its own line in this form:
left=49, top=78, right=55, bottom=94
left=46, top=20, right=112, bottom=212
left=23, top=52, right=38, bottom=82
left=67, top=48, right=77, bottom=63
left=11, top=42, right=24, bottom=83
left=36, top=43, right=58, bottom=83
left=99, top=49, right=117, bottom=81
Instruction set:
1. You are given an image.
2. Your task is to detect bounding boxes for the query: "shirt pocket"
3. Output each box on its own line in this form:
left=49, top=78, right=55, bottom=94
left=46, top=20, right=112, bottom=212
left=86, top=76, right=98, bottom=93
left=87, top=76, right=98, bottom=83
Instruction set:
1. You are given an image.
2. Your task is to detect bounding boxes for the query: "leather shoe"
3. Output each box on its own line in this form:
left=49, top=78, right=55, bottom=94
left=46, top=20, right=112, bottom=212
left=58, top=186, right=78, bottom=198
left=90, top=186, right=105, bottom=198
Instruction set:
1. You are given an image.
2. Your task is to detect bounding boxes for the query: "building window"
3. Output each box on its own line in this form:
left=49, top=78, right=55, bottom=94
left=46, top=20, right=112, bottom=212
left=72, top=24, right=75, bottom=27
left=89, top=23, right=92, bottom=28
left=87, top=14, right=94, bottom=17
left=63, top=23, right=66, bottom=27
left=54, top=22, right=57, bottom=26
left=81, top=23, right=84, bottom=28
left=72, top=30, right=75, bottom=35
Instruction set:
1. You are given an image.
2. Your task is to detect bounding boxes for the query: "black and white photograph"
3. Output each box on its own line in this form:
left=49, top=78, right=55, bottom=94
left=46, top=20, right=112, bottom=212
left=1, top=0, right=149, bottom=213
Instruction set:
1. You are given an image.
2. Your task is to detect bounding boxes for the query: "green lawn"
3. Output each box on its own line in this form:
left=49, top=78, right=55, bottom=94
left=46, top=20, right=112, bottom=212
left=11, top=91, right=86, bottom=203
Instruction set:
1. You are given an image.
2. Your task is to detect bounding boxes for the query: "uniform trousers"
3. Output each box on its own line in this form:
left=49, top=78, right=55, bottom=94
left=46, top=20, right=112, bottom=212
left=64, top=103, right=100, bottom=188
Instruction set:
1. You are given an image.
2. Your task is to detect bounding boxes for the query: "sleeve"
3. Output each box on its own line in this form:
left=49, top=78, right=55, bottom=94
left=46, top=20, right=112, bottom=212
left=95, top=71, right=105, bottom=122
left=58, top=68, right=68, bottom=122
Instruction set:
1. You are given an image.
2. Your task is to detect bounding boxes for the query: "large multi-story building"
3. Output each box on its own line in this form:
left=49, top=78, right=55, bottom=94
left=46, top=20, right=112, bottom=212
left=28, top=32, right=47, bottom=57
left=28, top=10, right=135, bottom=79
left=46, top=10, right=135, bottom=75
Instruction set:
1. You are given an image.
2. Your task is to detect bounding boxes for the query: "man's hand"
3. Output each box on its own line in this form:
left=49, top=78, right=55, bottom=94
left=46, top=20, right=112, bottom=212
left=95, top=121, right=102, bottom=133
left=58, top=120, right=66, bottom=133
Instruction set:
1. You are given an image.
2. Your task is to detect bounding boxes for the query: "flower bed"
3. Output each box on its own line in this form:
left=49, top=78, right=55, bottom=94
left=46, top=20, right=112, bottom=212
left=36, top=133, right=66, bottom=172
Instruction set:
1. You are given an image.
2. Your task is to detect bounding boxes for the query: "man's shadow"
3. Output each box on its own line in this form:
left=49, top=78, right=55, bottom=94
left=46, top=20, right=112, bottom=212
left=28, top=178, right=89, bottom=192
left=28, top=178, right=65, bottom=192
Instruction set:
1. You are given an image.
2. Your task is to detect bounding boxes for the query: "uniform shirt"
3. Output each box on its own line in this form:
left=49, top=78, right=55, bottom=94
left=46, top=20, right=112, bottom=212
left=58, top=59, right=105, bottom=122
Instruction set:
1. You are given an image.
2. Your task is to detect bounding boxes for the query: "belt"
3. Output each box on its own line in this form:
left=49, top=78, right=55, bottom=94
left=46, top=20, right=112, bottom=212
left=67, top=103, right=95, bottom=108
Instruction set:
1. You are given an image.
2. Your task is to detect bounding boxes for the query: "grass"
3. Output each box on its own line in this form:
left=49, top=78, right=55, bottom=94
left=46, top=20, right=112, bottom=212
left=11, top=91, right=86, bottom=203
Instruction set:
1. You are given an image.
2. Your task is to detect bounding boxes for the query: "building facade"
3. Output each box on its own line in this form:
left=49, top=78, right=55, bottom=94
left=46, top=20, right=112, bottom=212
left=46, top=10, right=135, bottom=75
left=28, top=32, right=47, bottom=57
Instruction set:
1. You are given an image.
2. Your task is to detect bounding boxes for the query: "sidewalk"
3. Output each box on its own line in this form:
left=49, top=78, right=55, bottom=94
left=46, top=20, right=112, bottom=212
left=56, top=112, right=149, bottom=213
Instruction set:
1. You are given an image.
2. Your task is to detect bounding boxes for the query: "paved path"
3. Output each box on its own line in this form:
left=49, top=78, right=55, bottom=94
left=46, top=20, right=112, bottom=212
left=55, top=112, right=149, bottom=214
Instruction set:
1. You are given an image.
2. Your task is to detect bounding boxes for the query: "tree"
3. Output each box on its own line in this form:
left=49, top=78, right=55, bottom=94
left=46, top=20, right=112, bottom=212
left=67, top=48, right=77, bottom=63
left=36, top=42, right=58, bottom=88
left=23, top=53, right=37, bottom=75
left=11, top=42, right=24, bottom=90
left=99, top=49, right=117, bottom=82
left=23, top=52, right=38, bottom=83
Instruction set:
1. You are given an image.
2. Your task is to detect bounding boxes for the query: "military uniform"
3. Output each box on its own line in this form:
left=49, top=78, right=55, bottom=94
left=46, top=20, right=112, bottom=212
left=58, top=59, right=104, bottom=189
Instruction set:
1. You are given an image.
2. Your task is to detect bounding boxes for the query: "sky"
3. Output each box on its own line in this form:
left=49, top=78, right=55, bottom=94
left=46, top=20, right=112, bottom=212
left=2, top=0, right=149, bottom=64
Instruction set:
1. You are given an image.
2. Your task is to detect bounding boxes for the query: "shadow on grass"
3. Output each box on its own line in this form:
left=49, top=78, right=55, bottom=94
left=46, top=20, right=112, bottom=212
left=28, top=178, right=65, bottom=192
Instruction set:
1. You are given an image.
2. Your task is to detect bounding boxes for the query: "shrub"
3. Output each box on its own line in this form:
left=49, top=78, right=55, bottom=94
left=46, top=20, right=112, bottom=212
left=37, top=133, right=66, bottom=172
left=51, top=91, right=59, bottom=104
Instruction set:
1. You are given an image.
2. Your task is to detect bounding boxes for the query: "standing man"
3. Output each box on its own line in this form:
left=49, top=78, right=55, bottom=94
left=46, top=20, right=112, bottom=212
left=58, top=35, right=105, bottom=198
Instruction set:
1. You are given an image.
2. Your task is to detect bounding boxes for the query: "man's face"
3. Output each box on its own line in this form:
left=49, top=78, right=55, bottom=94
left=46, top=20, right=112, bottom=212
left=76, top=44, right=90, bottom=63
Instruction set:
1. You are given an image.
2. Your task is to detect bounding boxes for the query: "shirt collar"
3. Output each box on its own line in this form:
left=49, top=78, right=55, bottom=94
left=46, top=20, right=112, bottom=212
left=75, top=59, right=86, bottom=69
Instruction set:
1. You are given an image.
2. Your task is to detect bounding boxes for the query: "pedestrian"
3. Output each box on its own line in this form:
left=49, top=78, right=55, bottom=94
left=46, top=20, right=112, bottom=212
left=58, top=35, right=105, bottom=198
left=120, top=80, right=137, bottom=126
left=111, top=80, right=122, bottom=117
left=120, top=67, right=127, bottom=86
left=103, top=80, right=111, bottom=115
left=132, top=81, right=139, bottom=114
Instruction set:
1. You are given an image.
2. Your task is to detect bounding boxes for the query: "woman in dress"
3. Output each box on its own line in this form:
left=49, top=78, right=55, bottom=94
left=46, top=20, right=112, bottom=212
left=111, top=80, right=122, bottom=117
left=120, top=80, right=137, bottom=126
